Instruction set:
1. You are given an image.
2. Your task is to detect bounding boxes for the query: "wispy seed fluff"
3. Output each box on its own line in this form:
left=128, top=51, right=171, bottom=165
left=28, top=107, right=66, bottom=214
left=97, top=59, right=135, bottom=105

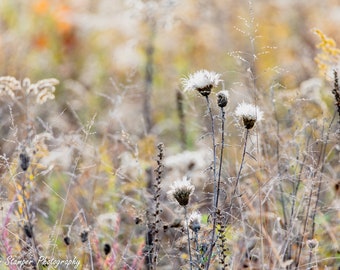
left=182, top=70, right=221, bottom=97
left=216, top=90, right=229, bottom=108
left=167, top=177, right=195, bottom=206
left=235, top=102, right=264, bottom=129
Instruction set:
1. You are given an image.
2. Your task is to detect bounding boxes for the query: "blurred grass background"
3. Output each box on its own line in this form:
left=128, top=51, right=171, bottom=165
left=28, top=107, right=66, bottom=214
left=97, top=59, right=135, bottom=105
left=0, top=0, right=339, bottom=269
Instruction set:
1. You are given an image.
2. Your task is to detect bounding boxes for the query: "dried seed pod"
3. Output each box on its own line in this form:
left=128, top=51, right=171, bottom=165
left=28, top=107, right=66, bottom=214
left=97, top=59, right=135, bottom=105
left=64, top=236, right=71, bottom=246
left=19, top=152, right=30, bottom=171
left=103, top=243, right=111, bottom=255
left=216, top=90, right=229, bottom=108
left=24, top=223, right=33, bottom=238
left=80, top=231, right=88, bottom=243
left=307, top=239, right=319, bottom=249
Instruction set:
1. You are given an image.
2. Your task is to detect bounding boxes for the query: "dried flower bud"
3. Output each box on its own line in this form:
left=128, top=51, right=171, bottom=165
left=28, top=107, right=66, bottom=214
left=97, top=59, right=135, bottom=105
left=189, top=211, right=202, bottom=233
left=306, top=239, right=318, bottom=249
left=19, top=152, right=30, bottom=171
left=135, top=217, right=142, bottom=224
left=103, top=243, right=111, bottom=255
left=80, top=230, right=88, bottom=243
left=64, top=236, right=71, bottom=246
left=24, top=223, right=33, bottom=238
left=216, top=90, right=229, bottom=107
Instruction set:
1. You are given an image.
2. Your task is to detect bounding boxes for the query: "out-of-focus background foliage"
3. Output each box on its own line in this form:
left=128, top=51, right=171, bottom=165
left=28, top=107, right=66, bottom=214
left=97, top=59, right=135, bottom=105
left=1, top=0, right=339, bottom=133
left=0, top=0, right=339, bottom=269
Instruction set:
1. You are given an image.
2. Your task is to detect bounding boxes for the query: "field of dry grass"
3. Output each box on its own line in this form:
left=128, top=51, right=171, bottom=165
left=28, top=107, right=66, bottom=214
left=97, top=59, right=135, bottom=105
left=0, top=0, right=339, bottom=269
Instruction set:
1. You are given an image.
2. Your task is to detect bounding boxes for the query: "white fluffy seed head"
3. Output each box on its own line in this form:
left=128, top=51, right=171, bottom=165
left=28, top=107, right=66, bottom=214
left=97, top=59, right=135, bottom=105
left=182, top=70, right=222, bottom=96
left=235, top=102, right=263, bottom=129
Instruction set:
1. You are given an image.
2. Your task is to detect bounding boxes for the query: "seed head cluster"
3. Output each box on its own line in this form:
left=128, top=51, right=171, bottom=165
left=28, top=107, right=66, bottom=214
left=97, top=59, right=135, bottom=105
left=0, top=76, right=59, bottom=104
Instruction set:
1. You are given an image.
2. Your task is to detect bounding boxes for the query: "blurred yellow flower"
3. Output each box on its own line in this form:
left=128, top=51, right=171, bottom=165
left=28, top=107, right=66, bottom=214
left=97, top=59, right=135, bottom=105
left=314, top=29, right=340, bottom=79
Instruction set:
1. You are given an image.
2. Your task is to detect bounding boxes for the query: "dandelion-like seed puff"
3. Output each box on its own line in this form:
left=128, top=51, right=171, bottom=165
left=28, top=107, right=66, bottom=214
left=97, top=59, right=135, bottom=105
left=235, top=102, right=263, bottom=129
left=167, top=177, right=195, bottom=207
left=182, top=70, right=221, bottom=96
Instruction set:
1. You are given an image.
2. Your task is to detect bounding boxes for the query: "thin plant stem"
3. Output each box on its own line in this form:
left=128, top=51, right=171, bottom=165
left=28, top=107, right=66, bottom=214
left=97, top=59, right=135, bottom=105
left=184, top=206, right=193, bottom=270
left=232, top=129, right=249, bottom=198
left=205, top=96, right=217, bottom=207
left=216, top=107, right=226, bottom=209
left=143, top=21, right=155, bottom=134
left=204, top=95, right=218, bottom=270
left=177, top=90, right=187, bottom=150
left=194, top=231, right=200, bottom=265
left=257, top=177, right=264, bottom=269
left=205, top=106, right=226, bottom=269
left=296, top=124, right=322, bottom=268
left=20, top=174, right=40, bottom=264
left=230, top=129, right=250, bottom=238
left=306, top=113, right=335, bottom=267
left=310, top=113, right=335, bottom=238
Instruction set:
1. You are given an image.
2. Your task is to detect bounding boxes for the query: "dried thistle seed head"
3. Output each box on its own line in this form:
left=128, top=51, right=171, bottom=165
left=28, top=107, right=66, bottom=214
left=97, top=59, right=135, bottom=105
left=242, top=117, right=256, bottom=129
left=23, top=223, right=33, bottom=238
left=217, top=90, right=229, bottom=107
left=103, top=243, right=111, bottom=255
left=134, top=216, right=142, bottom=224
left=64, top=236, right=71, bottom=246
left=80, top=230, right=89, bottom=243
left=235, top=102, right=264, bottom=129
left=19, top=152, right=30, bottom=171
left=189, top=211, right=202, bottom=233
left=167, top=177, right=195, bottom=206
left=182, top=70, right=221, bottom=97
left=306, top=239, right=319, bottom=249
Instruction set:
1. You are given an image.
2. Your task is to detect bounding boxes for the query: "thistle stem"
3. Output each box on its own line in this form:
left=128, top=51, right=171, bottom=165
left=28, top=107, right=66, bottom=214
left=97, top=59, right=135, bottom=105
left=205, top=96, right=217, bottom=207
left=232, top=129, right=249, bottom=198
left=225, top=129, right=250, bottom=238
left=216, top=107, right=226, bottom=210
left=184, top=206, right=193, bottom=270
left=204, top=95, right=218, bottom=270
